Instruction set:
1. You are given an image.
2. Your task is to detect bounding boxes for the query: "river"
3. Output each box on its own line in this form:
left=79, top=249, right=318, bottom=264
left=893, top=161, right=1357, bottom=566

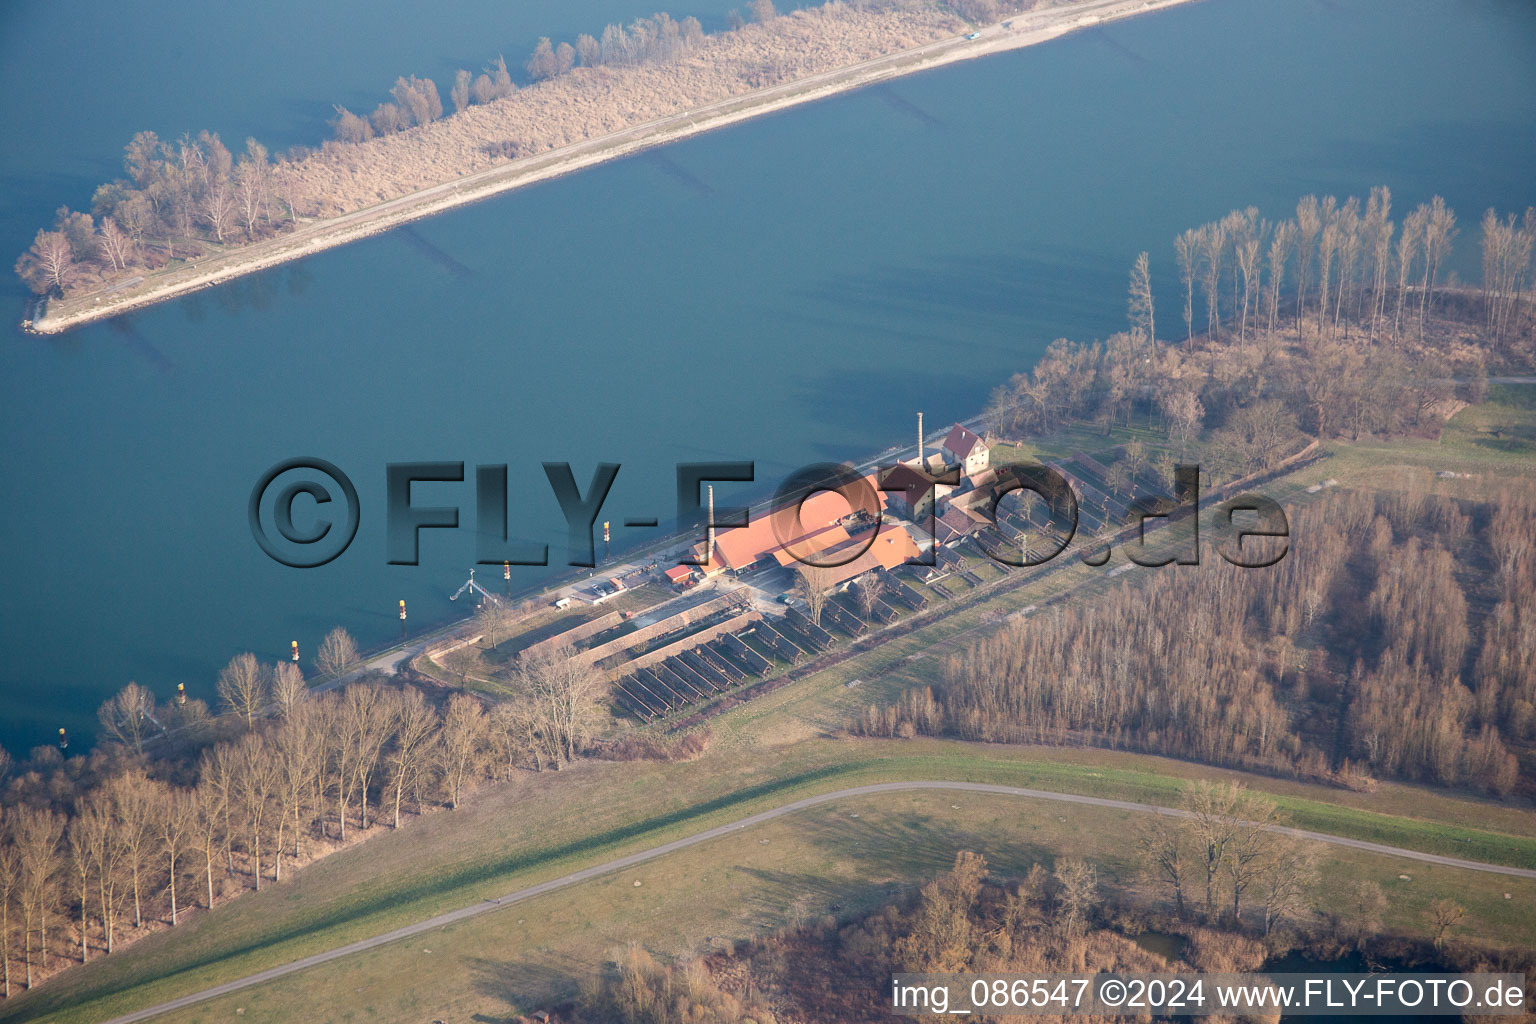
left=1, top=0, right=1533, bottom=752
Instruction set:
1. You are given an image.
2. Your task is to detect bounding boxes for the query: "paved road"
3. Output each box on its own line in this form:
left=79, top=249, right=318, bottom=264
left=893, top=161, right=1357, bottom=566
left=101, top=779, right=1534, bottom=1024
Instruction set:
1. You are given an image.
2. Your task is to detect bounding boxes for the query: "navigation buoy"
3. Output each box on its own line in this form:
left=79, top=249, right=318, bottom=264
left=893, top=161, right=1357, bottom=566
left=291, top=640, right=300, bottom=662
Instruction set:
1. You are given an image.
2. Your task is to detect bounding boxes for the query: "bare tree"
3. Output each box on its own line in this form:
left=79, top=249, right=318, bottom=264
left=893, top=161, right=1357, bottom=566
left=217, top=652, right=269, bottom=726
left=13, top=806, right=63, bottom=987
left=370, top=102, right=404, bottom=135
left=1159, top=387, right=1203, bottom=451
left=320, top=696, right=356, bottom=841
left=270, top=661, right=306, bottom=718
left=1222, top=790, right=1279, bottom=924
left=435, top=695, right=488, bottom=808
left=1051, top=858, right=1096, bottom=937
left=490, top=55, right=514, bottom=95
left=1428, top=898, right=1465, bottom=951
left=794, top=563, right=837, bottom=628
left=331, top=105, right=372, bottom=144
left=1418, top=195, right=1457, bottom=338
left=1263, top=220, right=1294, bottom=343
left=515, top=645, right=601, bottom=767
left=1222, top=399, right=1299, bottom=472
left=555, top=42, right=576, bottom=75
left=15, top=230, right=73, bottom=296
left=316, top=626, right=360, bottom=679
left=1480, top=207, right=1535, bottom=351
left=474, top=598, right=519, bottom=650
left=107, top=773, right=159, bottom=929
left=55, top=207, right=97, bottom=263
left=1394, top=204, right=1427, bottom=340
left=1256, top=836, right=1316, bottom=936
left=1183, top=780, right=1241, bottom=919
left=198, top=744, right=238, bottom=880
left=191, top=779, right=224, bottom=910
left=1331, top=198, right=1361, bottom=337
left=270, top=703, right=321, bottom=876
left=116, top=193, right=155, bottom=246
left=201, top=181, right=236, bottom=243
left=1128, top=251, right=1155, bottom=342
left=390, top=75, right=443, bottom=126
left=232, top=732, right=279, bottom=890
left=234, top=145, right=269, bottom=238
left=1294, top=195, right=1322, bottom=334
left=1199, top=220, right=1226, bottom=339
left=479, top=55, right=515, bottom=100
left=1365, top=186, right=1394, bottom=338
left=499, top=698, right=551, bottom=772
left=451, top=68, right=472, bottom=113
left=526, top=37, right=559, bottom=80
left=487, top=702, right=530, bottom=779
left=66, top=821, right=93, bottom=963
left=0, top=823, right=21, bottom=994
left=1138, top=813, right=1190, bottom=917
left=98, top=681, right=157, bottom=752
left=385, top=688, right=439, bottom=827
left=342, top=684, right=392, bottom=831
left=156, top=786, right=196, bottom=926
left=77, top=793, right=124, bottom=953
left=272, top=163, right=308, bottom=225
left=1234, top=224, right=1261, bottom=342
left=854, top=573, right=887, bottom=622
left=1174, top=228, right=1199, bottom=344
left=97, top=216, right=133, bottom=270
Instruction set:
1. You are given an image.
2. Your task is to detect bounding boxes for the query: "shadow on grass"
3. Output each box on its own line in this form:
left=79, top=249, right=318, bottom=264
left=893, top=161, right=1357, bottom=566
left=1470, top=434, right=1536, bottom=455
left=466, top=953, right=582, bottom=1019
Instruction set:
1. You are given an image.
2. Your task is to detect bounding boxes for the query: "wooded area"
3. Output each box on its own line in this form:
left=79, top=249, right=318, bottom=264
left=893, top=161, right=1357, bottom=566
left=858, top=477, right=1534, bottom=796
left=14, top=0, right=966, bottom=302
left=0, top=636, right=610, bottom=997
left=988, top=190, right=1534, bottom=476
left=856, top=189, right=1534, bottom=798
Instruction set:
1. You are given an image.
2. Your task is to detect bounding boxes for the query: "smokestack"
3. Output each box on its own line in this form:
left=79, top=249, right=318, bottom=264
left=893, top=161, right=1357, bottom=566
left=917, top=411, right=924, bottom=466
left=707, top=484, right=715, bottom=559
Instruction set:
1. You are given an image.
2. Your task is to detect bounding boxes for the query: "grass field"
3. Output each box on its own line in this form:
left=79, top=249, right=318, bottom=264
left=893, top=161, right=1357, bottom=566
left=7, top=738, right=1535, bottom=1024
left=7, top=394, right=1535, bottom=1024
left=133, top=790, right=1536, bottom=1024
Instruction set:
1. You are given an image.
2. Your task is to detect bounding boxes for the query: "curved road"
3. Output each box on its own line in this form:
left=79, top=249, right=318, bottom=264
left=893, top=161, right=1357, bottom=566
left=101, top=779, right=1534, bottom=1024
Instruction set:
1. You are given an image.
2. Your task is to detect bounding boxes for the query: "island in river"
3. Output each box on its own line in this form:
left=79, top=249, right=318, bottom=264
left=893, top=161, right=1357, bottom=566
left=19, top=0, right=1197, bottom=334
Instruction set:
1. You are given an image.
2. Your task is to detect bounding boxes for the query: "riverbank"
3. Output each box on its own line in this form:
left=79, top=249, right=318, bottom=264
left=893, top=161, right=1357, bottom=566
left=25, top=0, right=1200, bottom=335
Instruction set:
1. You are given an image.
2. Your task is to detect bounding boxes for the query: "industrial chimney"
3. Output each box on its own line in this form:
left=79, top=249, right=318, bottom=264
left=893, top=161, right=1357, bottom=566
left=707, top=484, right=715, bottom=560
